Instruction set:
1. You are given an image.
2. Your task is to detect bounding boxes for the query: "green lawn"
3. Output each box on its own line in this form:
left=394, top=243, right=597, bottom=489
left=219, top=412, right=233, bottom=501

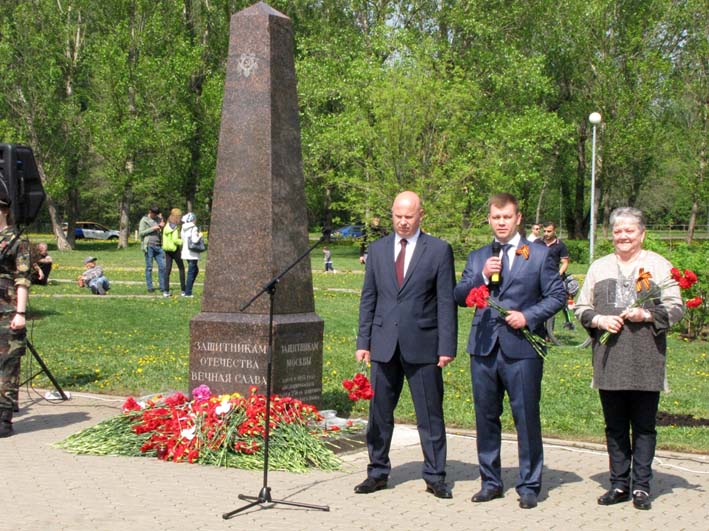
left=23, top=237, right=709, bottom=453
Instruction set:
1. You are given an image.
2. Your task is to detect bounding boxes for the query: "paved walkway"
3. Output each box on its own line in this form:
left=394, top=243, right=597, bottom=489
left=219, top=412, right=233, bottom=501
left=2, top=389, right=707, bottom=531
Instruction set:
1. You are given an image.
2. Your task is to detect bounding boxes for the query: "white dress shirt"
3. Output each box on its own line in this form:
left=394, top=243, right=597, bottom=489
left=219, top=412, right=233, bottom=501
left=395, top=229, right=420, bottom=277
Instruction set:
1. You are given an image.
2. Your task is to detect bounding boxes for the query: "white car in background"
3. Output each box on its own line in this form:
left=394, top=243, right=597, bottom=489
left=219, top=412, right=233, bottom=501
left=64, top=221, right=120, bottom=240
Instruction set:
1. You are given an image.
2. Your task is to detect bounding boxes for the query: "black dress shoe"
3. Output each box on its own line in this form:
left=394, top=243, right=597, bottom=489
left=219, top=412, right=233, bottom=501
left=597, top=488, right=630, bottom=505
left=425, top=480, right=452, bottom=499
left=471, top=487, right=503, bottom=502
left=354, top=477, right=388, bottom=494
left=632, top=490, right=651, bottom=510
left=518, top=492, right=538, bottom=509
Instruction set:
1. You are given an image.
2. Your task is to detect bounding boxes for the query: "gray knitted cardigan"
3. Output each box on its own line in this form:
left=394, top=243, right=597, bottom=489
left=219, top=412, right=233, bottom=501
left=575, top=251, right=684, bottom=391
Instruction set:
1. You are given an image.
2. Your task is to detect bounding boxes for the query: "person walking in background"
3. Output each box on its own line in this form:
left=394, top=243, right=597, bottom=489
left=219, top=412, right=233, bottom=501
left=138, top=205, right=167, bottom=295
left=454, top=193, right=566, bottom=509
left=162, top=208, right=186, bottom=297
left=534, top=221, right=574, bottom=330
left=354, top=191, right=457, bottom=499
left=574, top=207, right=684, bottom=511
left=534, top=222, right=569, bottom=275
left=323, top=246, right=334, bottom=273
left=527, top=224, right=541, bottom=242
left=77, top=256, right=110, bottom=295
left=180, top=212, right=202, bottom=298
left=0, top=193, right=30, bottom=437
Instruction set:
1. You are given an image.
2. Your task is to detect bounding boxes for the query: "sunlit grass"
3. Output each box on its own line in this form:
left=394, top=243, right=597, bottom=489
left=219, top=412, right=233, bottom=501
left=23, top=237, right=709, bottom=452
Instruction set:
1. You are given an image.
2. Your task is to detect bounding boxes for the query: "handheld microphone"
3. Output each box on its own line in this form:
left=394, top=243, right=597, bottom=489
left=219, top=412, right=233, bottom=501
left=490, top=240, right=502, bottom=287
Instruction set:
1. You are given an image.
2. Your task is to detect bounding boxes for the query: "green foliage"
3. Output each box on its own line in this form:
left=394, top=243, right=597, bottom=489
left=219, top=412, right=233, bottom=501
left=0, top=0, right=706, bottom=246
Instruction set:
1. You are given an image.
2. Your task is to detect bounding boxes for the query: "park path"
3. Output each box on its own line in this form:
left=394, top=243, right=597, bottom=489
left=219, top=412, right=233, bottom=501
left=2, top=388, right=707, bottom=531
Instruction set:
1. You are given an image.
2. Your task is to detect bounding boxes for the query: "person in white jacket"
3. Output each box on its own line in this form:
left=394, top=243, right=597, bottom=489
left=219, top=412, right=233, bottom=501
left=180, top=213, right=203, bottom=297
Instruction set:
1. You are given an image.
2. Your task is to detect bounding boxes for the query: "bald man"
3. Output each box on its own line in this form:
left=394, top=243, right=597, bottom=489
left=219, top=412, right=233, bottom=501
left=354, top=191, right=458, bottom=498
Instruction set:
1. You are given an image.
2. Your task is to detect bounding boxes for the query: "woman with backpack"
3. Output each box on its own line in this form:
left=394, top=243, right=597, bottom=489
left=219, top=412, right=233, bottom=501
left=180, top=212, right=204, bottom=298
left=162, top=208, right=186, bottom=297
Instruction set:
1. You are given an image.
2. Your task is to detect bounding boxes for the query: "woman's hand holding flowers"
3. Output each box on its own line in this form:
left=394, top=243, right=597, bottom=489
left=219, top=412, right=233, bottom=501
left=620, top=307, right=651, bottom=323
left=595, top=314, right=625, bottom=334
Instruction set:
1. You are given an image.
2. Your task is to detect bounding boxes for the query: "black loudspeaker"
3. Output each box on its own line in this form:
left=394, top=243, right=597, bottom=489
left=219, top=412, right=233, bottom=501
left=0, top=143, right=46, bottom=225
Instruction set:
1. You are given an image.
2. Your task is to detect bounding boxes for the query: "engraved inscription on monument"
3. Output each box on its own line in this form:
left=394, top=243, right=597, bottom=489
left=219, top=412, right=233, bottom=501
left=273, top=339, right=323, bottom=404
left=190, top=341, right=267, bottom=387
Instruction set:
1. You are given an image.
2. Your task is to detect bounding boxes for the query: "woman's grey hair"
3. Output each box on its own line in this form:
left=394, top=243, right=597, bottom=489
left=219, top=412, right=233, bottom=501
left=609, top=207, right=645, bottom=231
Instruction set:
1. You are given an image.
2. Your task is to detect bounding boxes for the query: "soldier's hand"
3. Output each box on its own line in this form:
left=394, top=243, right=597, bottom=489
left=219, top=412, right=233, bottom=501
left=10, top=313, right=25, bottom=330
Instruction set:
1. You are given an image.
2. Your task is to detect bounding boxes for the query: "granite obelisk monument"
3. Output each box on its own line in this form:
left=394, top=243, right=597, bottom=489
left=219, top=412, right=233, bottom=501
left=189, top=2, right=323, bottom=404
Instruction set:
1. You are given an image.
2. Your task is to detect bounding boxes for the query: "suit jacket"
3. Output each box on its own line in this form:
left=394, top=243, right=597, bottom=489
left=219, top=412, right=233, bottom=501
left=454, top=238, right=566, bottom=359
left=357, top=232, right=458, bottom=364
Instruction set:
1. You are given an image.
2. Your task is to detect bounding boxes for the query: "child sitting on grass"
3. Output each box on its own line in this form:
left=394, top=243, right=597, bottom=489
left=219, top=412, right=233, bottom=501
left=77, top=256, right=110, bottom=295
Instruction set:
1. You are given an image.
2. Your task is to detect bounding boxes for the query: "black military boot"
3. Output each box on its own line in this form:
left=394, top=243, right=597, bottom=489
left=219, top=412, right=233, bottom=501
left=0, top=409, right=13, bottom=437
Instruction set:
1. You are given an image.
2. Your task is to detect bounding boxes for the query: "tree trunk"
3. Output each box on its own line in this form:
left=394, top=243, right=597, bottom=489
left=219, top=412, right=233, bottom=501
left=37, top=161, right=73, bottom=251
left=535, top=179, right=546, bottom=225
left=118, top=171, right=132, bottom=249
left=573, top=120, right=588, bottom=239
left=687, top=100, right=707, bottom=245
left=322, top=184, right=333, bottom=242
left=20, top=98, right=72, bottom=250
left=116, top=2, right=138, bottom=250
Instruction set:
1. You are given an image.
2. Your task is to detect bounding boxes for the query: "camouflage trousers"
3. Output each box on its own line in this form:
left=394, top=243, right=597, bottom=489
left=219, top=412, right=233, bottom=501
left=0, top=316, right=26, bottom=412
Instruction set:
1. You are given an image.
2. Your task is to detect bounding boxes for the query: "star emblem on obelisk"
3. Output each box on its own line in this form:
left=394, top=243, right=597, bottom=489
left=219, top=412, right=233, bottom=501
left=236, top=53, right=258, bottom=78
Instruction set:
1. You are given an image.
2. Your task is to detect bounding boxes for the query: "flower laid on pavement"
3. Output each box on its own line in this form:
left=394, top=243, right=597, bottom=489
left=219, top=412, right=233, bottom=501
left=55, top=385, right=341, bottom=472
left=465, top=285, right=548, bottom=359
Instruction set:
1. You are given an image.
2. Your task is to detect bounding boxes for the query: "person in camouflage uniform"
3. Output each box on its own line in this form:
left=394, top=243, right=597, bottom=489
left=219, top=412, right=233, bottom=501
left=0, top=198, right=31, bottom=438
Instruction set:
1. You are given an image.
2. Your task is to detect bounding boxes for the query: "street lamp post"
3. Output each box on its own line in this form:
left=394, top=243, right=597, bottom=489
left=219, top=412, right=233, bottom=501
left=589, top=112, right=602, bottom=263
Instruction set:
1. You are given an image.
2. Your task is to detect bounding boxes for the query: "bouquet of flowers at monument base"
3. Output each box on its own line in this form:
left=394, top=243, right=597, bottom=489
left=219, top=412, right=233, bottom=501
left=55, top=385, right=341, bottom=472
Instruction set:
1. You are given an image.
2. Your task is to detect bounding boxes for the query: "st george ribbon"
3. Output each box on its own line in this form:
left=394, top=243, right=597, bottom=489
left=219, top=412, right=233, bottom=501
left=189, top=2, right=324, bottom=405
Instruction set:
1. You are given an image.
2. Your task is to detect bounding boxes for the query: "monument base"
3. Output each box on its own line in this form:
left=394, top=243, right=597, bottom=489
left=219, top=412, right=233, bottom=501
left=189, top=312, right=324, bottom=405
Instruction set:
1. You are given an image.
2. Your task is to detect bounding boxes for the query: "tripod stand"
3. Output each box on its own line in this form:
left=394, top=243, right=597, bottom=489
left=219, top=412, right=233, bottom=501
left=19, top=339, right=69, bottom=404
left=222, top=236, right=330, bottom=519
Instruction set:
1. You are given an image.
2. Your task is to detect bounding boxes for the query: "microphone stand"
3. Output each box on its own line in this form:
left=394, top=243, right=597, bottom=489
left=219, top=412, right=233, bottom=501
left=222, top=234, right=330, bottom=519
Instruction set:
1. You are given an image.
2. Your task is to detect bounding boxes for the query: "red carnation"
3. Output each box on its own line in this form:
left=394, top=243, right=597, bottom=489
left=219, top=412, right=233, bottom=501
left=165, top=392, right=187, bottom=407
left=686, top=296, right=703, bottom=309
left=684, top=269, right=698, bottom=285
left=358, top=386, right=374, bottom=400
left=465, top=285, right=490, bottom=309
left=342, top=363, right=374, bottom=401
left=122, top=396, right=141, bottom=412
left=670, top=267, right=682, bottom=282
left=353, top=373, right=368, bottom=387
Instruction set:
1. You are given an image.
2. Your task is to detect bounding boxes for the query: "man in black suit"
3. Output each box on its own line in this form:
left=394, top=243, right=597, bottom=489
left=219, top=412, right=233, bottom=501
left=454, top=193, right=566, bottom=509
left=354, top=191, right=457, bottom=498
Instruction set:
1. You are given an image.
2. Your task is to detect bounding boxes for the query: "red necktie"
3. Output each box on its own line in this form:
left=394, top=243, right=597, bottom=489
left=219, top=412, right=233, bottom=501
left=395, top=239, right=407, bottom=286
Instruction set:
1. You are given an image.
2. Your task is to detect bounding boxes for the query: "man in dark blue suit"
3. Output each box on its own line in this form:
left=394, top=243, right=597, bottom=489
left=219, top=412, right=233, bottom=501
left=454, top=193, right=565, bottom=509
left=354, top=191, right=458, bottom=498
